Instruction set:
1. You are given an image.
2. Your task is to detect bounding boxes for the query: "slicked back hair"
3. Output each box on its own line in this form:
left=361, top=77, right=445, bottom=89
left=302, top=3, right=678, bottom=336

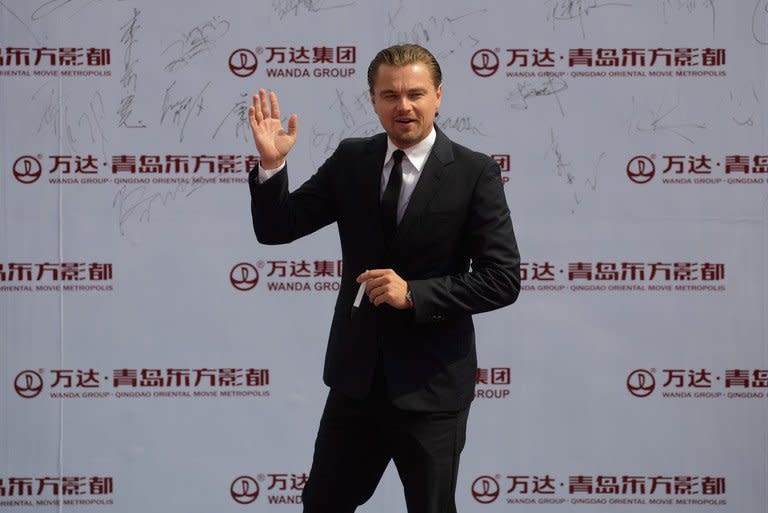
left=367, top=44, right=442, bottom=93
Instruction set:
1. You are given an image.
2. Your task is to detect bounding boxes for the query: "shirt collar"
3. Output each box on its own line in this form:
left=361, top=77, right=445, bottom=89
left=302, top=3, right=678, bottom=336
left=384, top=126, right=437, bottom=173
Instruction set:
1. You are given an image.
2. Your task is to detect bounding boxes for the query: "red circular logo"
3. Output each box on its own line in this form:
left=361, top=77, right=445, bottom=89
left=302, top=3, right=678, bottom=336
left=15, top=370, right=44, bottom=399
left=626, top=156, right=656, bottom=184
left=13, top=156, right=43, bottom=184
left=231, top=475, right=260, bottom=504
left=627, top=369, right=656, bottom=398
left=471, top=475, right=500, bottom=504
left=471, top=50, right=499, bottom=78
left=230, top=263, right=259, bottom=291
left=229, top=49, right=258, bottom=78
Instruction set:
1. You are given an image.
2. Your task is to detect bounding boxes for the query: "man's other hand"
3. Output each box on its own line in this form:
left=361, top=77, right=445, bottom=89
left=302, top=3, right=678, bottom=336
left=357, top=269, right=412, bottom=309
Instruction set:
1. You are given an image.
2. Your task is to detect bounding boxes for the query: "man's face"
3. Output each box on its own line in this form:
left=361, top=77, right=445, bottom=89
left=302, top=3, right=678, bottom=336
left=370, top=62, right=442, bottom=149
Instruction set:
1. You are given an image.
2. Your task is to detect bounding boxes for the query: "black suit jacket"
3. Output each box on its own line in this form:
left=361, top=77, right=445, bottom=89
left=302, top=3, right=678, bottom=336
left=249, top=127, right=520, bottom=411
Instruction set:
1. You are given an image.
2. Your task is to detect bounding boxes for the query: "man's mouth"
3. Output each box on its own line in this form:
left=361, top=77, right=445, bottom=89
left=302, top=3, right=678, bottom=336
left=396, top=119, right=416, bottom=126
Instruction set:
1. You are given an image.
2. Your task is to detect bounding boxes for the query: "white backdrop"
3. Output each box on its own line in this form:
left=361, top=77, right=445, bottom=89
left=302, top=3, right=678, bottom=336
left=1, top=0, right=767, bottom=511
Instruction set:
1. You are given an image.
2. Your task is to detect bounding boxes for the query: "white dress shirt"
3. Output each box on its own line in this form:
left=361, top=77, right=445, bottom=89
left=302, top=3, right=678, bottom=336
left=380, top=127, right=436, bottom=224
left=258, top=127, right=437, bottom=225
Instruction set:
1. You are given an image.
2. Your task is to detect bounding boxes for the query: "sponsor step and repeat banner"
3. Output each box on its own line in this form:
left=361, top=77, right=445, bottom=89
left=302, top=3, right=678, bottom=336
left=1, top=1, right=766, bottom=512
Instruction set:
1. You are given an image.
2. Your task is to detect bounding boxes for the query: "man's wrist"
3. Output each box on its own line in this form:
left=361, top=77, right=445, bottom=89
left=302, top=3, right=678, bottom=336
left=405, top=286, right=414, bottom=309
left=259, top=158, right=285, bottom=171
left=257, top=159, right=286, bottom=184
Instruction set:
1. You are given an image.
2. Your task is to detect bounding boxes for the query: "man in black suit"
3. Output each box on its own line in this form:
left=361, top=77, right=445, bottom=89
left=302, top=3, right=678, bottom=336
left=248, top=44, right=520, bottom=513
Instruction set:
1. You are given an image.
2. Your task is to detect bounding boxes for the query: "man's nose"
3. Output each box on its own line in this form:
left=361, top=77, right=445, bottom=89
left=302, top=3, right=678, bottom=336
left=396, top=96, right=411, bottom=112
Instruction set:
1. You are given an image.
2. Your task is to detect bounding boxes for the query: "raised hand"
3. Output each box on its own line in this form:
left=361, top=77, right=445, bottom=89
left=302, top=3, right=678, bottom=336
left=248, top=89, right=298, bottom=169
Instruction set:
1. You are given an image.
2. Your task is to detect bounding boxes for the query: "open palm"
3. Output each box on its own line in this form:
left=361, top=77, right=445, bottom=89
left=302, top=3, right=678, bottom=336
left=248, top=89, right=298, bottom=169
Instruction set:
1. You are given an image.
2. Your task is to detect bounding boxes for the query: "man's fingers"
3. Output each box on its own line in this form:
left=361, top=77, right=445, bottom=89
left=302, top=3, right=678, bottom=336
left=373, top=293, right=389, bottom=306
left=365, top=276, right=394, bottom=296
left=357, top=268, right=390, bottom=282
left=287, top=114, right=298, bottom=137
left=259, top=89, right=271, bottom=119
left=251, top=95, right=263, bottom=123
left=368, top=284, right=389, bottom=303
left=249, top=106, right=261, bottom=130
left=360, top=269, right=407, bottom=309
left=269, top=91, right=281, bottom=119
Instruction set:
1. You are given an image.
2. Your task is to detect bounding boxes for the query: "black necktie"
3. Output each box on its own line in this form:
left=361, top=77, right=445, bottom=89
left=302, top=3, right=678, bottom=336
left=381, top=149, right=405, bottom=246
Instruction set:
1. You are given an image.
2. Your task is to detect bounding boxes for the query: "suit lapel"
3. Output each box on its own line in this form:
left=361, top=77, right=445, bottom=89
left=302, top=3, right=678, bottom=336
left=358, top=133, right=388, bottom=244
left=390, top=128, right=455, bottom=250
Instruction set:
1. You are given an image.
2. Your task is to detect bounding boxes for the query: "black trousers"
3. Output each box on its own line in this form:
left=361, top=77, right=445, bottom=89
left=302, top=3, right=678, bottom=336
left=302, top=371, right=470, bottom=513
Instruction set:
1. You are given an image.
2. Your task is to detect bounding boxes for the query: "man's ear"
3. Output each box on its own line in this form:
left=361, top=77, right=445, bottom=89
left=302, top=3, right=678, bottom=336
left=370, top=92, right=378, bottom=114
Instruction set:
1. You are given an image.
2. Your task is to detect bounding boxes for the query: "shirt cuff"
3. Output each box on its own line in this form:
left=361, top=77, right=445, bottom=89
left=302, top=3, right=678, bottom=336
left=258, top=161, right=286, bottom=183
